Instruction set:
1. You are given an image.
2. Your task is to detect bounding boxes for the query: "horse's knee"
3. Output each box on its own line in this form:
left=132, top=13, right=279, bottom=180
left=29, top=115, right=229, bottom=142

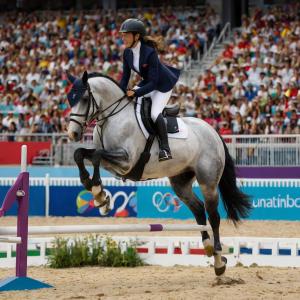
left=91, top=153, right=101, bottom=166
left=74, top=148, right=85, bottom=163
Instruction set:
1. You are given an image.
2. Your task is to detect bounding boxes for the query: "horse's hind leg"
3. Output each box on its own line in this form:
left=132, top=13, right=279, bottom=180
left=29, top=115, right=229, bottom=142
left=169, top=171, right=213, bottom=255
left=200, top=183, right=227, bottom=276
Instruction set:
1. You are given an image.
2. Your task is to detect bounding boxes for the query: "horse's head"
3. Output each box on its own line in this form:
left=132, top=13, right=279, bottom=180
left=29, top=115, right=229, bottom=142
left=67, top=71, right=128, bottom=142
left=67, top=71, right=90, bottom=141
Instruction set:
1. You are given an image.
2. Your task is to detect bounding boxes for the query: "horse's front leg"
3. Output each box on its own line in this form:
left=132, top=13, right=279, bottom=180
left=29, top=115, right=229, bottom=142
left=89, top=152, right=111, bottom=215
left=74, top=148, right=96, bottom=191
left=90, top=148, right=130, bottom=215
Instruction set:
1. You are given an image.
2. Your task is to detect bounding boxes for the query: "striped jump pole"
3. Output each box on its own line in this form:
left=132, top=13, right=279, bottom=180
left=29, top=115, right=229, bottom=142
left=0, top=145, right=52, bottom=292
left=0, top=224, right=212, bottom=236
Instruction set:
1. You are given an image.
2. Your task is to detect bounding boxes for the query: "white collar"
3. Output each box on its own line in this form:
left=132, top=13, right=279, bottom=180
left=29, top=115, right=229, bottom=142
left=131, top=41, right=141, bottom=54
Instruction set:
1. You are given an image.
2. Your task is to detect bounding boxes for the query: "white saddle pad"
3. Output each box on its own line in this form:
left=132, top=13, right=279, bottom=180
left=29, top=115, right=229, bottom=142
left=135, top=97, right=188, bottom=140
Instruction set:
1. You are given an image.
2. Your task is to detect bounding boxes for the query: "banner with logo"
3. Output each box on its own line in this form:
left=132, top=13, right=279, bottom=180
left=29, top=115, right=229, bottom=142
left=242, top=185, right=300, bottom=220
left=50, top=186, right=137, bottom=217
left=0, top=177, right=299, bottom=220
left=137, top=186, right=227, bottom=219
left=136, top=181, right=300, bottom=221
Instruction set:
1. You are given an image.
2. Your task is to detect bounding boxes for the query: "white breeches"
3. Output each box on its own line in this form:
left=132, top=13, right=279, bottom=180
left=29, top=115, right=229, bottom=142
left=134, top=87, right=173, bottom=122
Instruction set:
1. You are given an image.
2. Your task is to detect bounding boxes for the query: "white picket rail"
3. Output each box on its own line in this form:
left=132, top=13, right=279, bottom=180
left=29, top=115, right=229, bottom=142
left=0, top=236, right=299, bottom=268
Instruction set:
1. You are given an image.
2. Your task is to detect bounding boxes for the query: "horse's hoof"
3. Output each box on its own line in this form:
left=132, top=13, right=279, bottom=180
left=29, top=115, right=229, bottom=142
left=203, top=239, right=214, bottom=257
left=99, top=196, right=111, bottom=215
left=91, top=185, right=102, bottom=196
left=94, top=192, right=111, bottom=216
left=214, top=256, right=227, bottom=276
left=99, top=205, right=111, bottom=216
left=93, top=190, right=107, bottom=206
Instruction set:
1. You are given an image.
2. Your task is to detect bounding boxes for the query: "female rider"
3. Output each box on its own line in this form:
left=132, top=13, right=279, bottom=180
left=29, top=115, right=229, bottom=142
left=119, top=18, right=180, bottom=161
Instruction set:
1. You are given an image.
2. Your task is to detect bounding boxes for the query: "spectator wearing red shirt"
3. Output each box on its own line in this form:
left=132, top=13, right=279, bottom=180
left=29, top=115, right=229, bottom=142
left=222, top=44, right=233, bottom=60
left=203, top=69, right=216, bottom=88
left=219, top=121, right=233, bottom=136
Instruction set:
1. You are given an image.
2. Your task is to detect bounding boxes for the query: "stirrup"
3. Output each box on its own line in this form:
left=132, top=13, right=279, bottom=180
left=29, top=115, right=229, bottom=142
left=158, top=149, right=172, bottom=162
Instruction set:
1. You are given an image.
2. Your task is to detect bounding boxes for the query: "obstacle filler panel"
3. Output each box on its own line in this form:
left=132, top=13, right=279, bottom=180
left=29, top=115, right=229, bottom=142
left=0, top=236, right=299, bottom=268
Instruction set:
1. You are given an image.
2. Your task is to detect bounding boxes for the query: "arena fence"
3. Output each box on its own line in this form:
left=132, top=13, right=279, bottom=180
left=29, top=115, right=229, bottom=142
left=1, top=133, right=299, bottom=167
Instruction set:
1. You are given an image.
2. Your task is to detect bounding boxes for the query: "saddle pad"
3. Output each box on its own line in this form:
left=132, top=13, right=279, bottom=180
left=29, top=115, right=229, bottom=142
left=135, top=97, right=188, bottom=140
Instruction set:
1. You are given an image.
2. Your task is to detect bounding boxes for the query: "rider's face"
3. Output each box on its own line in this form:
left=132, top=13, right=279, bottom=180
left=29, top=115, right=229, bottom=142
left=121, top=32, right=139, bottom=48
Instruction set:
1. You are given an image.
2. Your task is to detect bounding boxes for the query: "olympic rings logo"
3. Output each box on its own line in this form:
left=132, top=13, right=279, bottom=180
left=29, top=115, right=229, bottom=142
left=152, top=191, right=182, bottom=213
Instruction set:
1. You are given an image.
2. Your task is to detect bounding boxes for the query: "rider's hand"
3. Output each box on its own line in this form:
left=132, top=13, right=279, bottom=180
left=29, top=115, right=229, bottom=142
left=126, top=90, right=135, bottom=98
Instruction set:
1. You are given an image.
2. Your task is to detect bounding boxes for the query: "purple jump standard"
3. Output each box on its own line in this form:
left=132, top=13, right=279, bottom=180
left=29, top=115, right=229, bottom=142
left=0, top=145, right=52, bottom=291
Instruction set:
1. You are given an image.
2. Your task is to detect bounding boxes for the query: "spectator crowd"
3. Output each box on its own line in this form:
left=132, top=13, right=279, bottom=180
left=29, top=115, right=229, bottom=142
left=1, top=3, right=300, bottom=139
left=173, top=2, right=300, bottom=135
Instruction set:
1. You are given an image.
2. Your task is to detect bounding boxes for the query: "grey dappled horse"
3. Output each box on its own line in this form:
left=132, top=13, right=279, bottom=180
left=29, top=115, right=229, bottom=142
left=67, top=71, right=251, bottom=276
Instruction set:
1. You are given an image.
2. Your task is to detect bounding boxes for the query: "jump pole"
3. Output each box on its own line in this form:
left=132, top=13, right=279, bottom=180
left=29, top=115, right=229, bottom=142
left=0, top=145, right=52, bottom=291
left=0, top=224, right=212, bottom=235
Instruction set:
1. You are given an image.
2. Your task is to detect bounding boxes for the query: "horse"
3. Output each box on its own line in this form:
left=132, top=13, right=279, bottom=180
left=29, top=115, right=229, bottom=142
left=67, top=71, right=252, bottom=276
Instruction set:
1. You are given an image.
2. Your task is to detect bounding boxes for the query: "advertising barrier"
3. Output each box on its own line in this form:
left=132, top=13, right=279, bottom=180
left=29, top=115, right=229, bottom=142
left=0, top=177, right=299, bottom=220
left=50, top=185, right=137, bottom=217
left=0, top=142, right=51, bottom=164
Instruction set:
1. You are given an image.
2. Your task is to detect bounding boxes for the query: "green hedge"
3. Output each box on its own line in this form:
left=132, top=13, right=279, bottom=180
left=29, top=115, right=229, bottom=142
left=48, top=235, right=145, bottom=268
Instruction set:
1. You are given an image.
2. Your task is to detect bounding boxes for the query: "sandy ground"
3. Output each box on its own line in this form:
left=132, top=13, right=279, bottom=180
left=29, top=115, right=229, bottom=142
left=0, top=218, right=300, bottom=300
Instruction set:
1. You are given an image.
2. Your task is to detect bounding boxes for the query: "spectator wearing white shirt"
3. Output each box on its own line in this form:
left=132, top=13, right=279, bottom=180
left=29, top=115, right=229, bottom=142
left=216, top=70, right=228, bottom=89
left=247, top=63, right=261, bottom=87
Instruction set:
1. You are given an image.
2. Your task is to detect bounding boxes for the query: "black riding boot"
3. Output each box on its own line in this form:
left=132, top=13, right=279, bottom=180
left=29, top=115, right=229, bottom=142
left=154, top=113, right=172, bottom=162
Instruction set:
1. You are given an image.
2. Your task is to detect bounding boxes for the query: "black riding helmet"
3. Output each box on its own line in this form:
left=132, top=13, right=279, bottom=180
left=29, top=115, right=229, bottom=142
left=119, top=18, right=146, bottom=37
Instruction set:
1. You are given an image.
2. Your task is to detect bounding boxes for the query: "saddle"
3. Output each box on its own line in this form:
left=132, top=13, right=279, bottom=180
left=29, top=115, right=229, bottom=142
left=141, top=97, right=180, bottom=135
left=123, top=97, right=180, bottom=182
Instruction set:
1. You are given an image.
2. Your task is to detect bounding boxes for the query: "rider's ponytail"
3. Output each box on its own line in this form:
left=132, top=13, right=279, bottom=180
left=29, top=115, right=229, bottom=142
left=142, top=35, right=165, bottom=53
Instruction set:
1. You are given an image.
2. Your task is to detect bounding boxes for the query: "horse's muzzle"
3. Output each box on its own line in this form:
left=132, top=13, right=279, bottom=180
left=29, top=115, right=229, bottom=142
left=68, top=131, right=81, bottom=142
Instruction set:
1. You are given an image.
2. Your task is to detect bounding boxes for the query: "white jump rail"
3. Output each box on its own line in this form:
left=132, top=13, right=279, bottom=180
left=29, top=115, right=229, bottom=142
left=0, top=224, right=212, bottom=236
left=0, top=236, right=21, bottom=244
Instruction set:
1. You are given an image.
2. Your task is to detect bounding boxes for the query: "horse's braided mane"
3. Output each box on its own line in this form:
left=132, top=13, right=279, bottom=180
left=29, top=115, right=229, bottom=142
left=88, top=72, right=125, bottom=93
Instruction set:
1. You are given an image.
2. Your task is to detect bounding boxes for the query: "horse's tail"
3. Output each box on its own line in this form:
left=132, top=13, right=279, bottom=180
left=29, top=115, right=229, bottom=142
left=218, top=137, right=252, bottom=225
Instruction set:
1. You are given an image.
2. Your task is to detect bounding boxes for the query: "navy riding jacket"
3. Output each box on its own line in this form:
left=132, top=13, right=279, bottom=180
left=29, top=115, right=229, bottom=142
left=120, top=41, right=180, bottom=97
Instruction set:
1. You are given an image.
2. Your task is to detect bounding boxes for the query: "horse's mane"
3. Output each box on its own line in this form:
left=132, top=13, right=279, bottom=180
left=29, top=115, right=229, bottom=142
left=88, top=72, right=125, bottom=94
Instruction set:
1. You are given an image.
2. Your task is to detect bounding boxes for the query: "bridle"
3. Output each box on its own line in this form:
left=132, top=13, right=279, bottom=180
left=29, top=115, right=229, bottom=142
left=69, top=82, right=131, bottom=145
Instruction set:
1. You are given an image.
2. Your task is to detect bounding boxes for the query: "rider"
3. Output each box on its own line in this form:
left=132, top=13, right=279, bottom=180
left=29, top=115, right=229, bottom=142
left=119, top=18, right=180, bottom=162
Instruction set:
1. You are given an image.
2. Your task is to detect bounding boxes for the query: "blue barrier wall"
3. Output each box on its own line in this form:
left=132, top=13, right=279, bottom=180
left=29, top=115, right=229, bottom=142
left=0, top=177, right=299, bottom=220
left=0, top=185, right=45, bottom=216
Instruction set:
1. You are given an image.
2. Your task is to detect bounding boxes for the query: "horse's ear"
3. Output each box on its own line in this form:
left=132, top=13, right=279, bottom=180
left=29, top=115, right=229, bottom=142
left=82, top=71, right=88, bottom=85
left=66, top=72, right=76, bottom=84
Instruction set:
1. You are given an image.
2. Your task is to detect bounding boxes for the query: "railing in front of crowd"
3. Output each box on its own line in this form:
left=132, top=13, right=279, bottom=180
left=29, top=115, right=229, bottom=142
left=0, top=133, right=300, bottom=167
left=225, top=134, right=300, bottom=167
